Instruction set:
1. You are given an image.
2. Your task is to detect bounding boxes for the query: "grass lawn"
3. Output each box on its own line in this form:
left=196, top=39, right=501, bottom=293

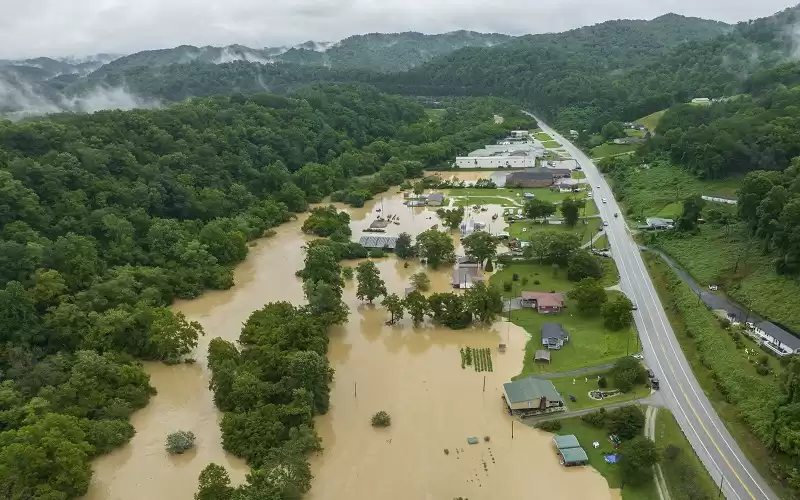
left=510, top=303, right=638, bottom=375
left=452, top=196, right=520, bottom=207
left=590, top=142, right=638, bottom=159
left=625, top=129, right=645, bottom=138
left=655, top=409, right=721, bottom=500
left=491, top=262, right=574, bottom=298
left=534, top=132, right=554, bottom=141
left=635, top=109, right=666, bottom=132
left=507, top=217, right=602, bottom=244
left=613, top=163, right=740, bottom=220
left=553, top=417, right=660, bottom=500
left=593, top=233, right=609, bottom=249
left=541, top=140, right=561, bottom=149
left=600, top=257, right=619, bottom=287
left=550, top=372, right=651, bottom=411
left=571, top=170, right=586, bottom=179
left=644, top=253, right=791, bottom=498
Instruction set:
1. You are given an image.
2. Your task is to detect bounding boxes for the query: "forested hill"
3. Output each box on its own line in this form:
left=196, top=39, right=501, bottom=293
left=379, top=6, right=800, bottom=131
left=0, top=85, right=533, bottom=498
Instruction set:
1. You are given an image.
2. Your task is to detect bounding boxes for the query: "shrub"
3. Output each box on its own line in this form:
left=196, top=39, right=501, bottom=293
left=535, top=420, right=562, bottom=432
left=370, top=249, right=387, bottom=258
left=756, top=365, right=770, bottom=376
left=341, top=266, right=354, bottom=280
left=503, top=282, right=512, bottom=292
left=165, top=430, right=196, bottom=454
left=521, top=277, right=529, bottom=285
left=581, top=408, right=608, bottom=428
left=371, top=411, right=391, bottom=427
left=533, top=279, right=541, bottom=285
left=597, top=375, right=608, bottom=389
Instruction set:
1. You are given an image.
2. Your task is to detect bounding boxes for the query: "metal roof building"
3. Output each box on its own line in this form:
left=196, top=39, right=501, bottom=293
left=358, top=235, right=399, bottom=250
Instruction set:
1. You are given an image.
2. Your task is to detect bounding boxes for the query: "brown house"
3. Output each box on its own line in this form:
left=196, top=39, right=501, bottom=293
left=520, top=292, right=565, bottom=314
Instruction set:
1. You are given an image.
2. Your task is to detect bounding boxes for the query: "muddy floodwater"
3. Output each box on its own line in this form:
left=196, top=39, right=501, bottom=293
left=86, top=183, right=617, bottom=500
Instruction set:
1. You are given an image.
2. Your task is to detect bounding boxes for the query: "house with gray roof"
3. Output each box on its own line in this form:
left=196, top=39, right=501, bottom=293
left=502, top=376, right=564, bottom=416
left=542, top=322, right=569, bottom=349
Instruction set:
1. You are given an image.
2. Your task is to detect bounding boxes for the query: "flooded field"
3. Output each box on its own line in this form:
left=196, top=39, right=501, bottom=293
left=86, top=180, right=616, bottom=500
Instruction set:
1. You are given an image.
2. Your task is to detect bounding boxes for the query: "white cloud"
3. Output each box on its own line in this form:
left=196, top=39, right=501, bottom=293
left=0, top=0, right=797, bottom=59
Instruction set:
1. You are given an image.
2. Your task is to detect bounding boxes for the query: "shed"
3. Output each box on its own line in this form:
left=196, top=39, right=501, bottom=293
left=553, top=434, right=581, bottom=450
left=534, top=350, right=551, bottom=363
left=559, top=447, right=589, bottom=467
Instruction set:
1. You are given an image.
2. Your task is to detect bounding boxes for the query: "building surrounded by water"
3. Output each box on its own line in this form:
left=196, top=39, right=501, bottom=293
left=359, top=235, right=399, bottom=250
left=502, top=376, right=564, bottom=416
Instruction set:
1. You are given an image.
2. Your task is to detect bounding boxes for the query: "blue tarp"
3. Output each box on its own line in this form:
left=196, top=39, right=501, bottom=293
left=604, top=454, right=619, bottom=464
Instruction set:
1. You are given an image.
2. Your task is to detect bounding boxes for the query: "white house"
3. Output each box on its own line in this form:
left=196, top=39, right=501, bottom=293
left=510, top=130, right=530, bottom=138
left=691, top=97, right=711, bottom=105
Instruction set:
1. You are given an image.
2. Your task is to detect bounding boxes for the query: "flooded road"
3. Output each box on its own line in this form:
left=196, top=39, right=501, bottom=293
left=86, top=184, right=616, bottom=500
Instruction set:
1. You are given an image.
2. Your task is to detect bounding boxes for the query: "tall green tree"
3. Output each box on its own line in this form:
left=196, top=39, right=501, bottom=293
left=463, top=282, right=504, bottom=324
left=462, top=231, right=497, bottom=266
left=567, top=278, right=607, bottom=316
left=436, top=207, right=465, bottom=230
left=394, top=232, right=414, bottom=259
left=561, top=197, right=583, bottom=227
left=523, top=198, right=557, bottom=221
left=619, top=436, right=659, bottom=486
left=567, top=251, right=603, bottom=282
left=602, top=295, right=634, bottom=331
left=403, top=291, right=430, bottom=326
left=355, top=261, right=387, bottom=303
left=382, top=293, right=405, bottom=324
left=416, top=228, right=456, bottom=269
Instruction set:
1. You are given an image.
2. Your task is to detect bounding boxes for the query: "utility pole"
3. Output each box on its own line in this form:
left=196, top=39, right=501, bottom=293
left=354, top=382, right=357, bottom=398
left=511, top=420, right=515, bottom=439
left=483, top=376, right=486, bottom=392
left=717, top=471, right=725, bottom=499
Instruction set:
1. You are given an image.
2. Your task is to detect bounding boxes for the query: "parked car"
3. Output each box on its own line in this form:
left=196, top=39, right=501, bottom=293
left=708, top=284, right=719, bottom=291
left=651, top=378, right=660, bottom=390
left=646, top=369, right=655, bottom=379
left=633, top=353, right=644, bottom=360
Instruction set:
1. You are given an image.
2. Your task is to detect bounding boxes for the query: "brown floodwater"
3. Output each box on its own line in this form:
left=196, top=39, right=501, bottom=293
left=85, top=188, right=616, bottom=500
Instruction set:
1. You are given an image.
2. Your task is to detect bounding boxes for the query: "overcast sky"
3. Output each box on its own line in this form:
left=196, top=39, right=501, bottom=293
left=1, top=0, right=798, bottom=59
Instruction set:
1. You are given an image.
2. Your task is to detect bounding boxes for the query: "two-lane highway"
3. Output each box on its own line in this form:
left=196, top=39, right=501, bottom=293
left=527, top=113, right=777, bottom=500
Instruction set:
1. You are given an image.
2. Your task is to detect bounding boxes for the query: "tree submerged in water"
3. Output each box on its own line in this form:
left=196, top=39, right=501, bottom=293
left=371, top=411, right=392, bottom=427
left=166, top=430, right=196, bottom=454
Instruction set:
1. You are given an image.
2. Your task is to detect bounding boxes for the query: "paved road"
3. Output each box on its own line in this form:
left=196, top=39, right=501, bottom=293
left=527, top=113, right=777, bottom=500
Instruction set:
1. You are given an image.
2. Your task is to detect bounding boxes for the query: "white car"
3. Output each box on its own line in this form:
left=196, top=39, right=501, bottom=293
left=602, top=198, right=607, bottom=203
left=708, top=284, right=719, bottom=291
left=633, top=353, right=644, bottom=360
left=602, top=220, right=608, bottom=227
left=596, top=185, right=601, bottom=188
left=522, top=228, right=527, bottom=232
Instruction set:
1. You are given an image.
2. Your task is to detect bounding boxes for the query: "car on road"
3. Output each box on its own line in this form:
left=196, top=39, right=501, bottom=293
left=646, top=369, right=655, bottom=379
left=596, top=184, right=600, bottom=188
left=631, top=302, right=637, bottom=310
left=602, top=220, right=608, bottom=227
left=614, top=212, right=618, bottom=218
left=633, top=353, right=644, bottom=360
left=652, top=378, right=660, bottom=390
left=601, top=198, right=607, bottom=203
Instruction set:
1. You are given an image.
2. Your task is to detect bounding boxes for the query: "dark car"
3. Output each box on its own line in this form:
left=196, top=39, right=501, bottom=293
left=646, top=369, right=655, bottom=379
left=651, top=378, right=660, bottom=390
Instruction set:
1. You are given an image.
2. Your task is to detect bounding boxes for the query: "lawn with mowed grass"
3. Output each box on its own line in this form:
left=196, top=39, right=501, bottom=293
left=491, top=262, right=574, bottom=298
left=541, top=140, right=561, bottom=149
left=452, top=196, right=521, bottom=207
left=550, top=372, right=651, bottom=411
left=507, top=217, right=602, bottom=243
left=635, top=109, right=666, bottom=132
left=510, top=302, right=637, bottom=375
left=550, top=417, right=659, bottom=500
left=655, top=409, right=720, bottom=500
left=590, top=142, right=638, bottom=159
left=534, top=132, right=554, bottom=141
left=571, top=170, right=586, bottom=179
